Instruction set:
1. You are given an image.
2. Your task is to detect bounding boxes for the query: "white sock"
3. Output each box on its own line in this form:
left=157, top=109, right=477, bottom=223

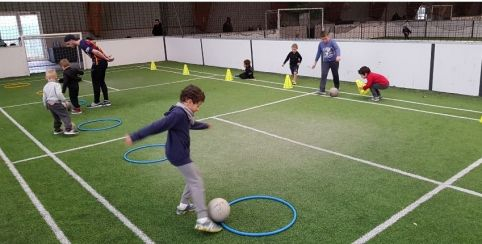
left=197, top=217, right=208, bottom=224
left=178, top=203, right=188, bottom=210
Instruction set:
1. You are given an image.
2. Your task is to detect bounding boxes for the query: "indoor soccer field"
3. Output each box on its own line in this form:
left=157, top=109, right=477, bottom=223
left=0, top=61, right=481, bottom=243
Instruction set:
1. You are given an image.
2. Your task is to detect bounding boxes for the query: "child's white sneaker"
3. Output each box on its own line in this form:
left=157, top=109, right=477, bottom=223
left=194, top=218, right=223, bottom=233
left=176, top=203, right=195, bottom=215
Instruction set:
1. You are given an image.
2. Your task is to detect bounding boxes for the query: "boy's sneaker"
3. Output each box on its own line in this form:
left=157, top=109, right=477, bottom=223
left=64, top=129, right=79, bottom=135
left=194, top=218, right=223, bottom=233
left=292, top=81, right=297, bottom=85
left=371, top=96, right=380, bottom=102
left=176, top=203, right=195, bottom=215
left=102, top=100, right=111, bottom=107
left=87, top=102, right=103, bottom=108
left=53, top=129, right=64, bottom=135
left=71, top=108, right=82, bottom=114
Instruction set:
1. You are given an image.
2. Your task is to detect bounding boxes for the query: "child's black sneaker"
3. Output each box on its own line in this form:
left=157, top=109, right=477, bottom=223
left=53, top=129, right=64, bottom=135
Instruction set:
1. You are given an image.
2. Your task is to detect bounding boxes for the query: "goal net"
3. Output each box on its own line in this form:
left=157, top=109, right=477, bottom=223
left=21, top=32, right=84, bottom=74
left=275, top=8, right=324, bottom=39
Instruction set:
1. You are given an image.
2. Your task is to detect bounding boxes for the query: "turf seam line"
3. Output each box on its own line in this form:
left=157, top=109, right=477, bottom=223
left=213, top=117, right=482, bottom=200
left=0, top=147, right=71, bottom=244
left=0, top=108, right=155, bottom=244
left=155, top=64, right=482, bottom=114
left=353, top=157, right=482, bottom=244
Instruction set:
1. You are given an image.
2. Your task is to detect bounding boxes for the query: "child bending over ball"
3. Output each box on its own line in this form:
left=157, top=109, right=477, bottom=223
left=42, top=70, right=78, bottom=135
left=59, top=59, right=84, bottom=114
left=282, top=43, right=302, bottom=85
left=125, top=84, right=222, bottom=233
left=358, top=66, right=390, bottom=102
left=236, top=59, right=254, bottom=79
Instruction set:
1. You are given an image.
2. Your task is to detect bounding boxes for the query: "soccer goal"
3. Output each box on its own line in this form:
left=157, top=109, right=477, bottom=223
left=275, top=8, right=324, bottom=39
left=21, top=32, right=84, bottom=73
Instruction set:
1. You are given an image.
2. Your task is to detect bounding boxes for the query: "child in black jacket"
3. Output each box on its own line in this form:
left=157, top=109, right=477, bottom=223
left=236, top=59, right=254, bottom=79
left=59, top=59, right=84, bottom=114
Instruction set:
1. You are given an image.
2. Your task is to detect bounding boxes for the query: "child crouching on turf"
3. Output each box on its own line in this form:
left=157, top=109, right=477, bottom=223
left=59, top=59, right=84, bottom=114
left=42, top=69, right=78, bottom=135
left=236, top=59, right=254, bottom=79
left=125, top=84, right=222, bottom=233
left=358, top=66, right=390, bottom=102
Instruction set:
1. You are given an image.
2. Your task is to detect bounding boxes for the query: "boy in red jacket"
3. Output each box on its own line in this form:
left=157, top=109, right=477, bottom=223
left=358, top=66, right=390, bottom=102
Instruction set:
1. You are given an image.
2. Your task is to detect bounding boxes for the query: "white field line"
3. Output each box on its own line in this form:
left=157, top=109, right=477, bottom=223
left=142, top=66, right=308, bottom=95
left=1, top=76, right=206, bottom=109
left=0, top=66, right=142, bottom=84
left=153, top=66, right=478, bottom=122
left=0, top=147, right=70, bottom=244
left=0, top=108, right=155, bottom=244
left=353, top=157, right=482, bottom=244
left=10, top=89, right=482, bottom=200
left=213, top=117, right=482, bottom=200
left=82, top=79, right=120, bottom=91
left=156, top=65, right=482, bottom=114
left=13, top=92, right=314, bottom=165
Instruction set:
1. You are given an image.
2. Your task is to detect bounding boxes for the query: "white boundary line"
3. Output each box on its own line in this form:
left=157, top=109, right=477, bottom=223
left=156, top=64, right=482, bottom=114
left=0, top=108, right=155, bottom=244
left=353, top=157, right=482, bottom=244
left=82, top=79, right=120, bottom=91
left=1, top=76, right=206, bottom=109
left=0, top=147, right=71, bottom=244
left=12, top=92, right=314, bottom=165
left=9, top=88, right=482, bottom=200
left=212, top=117, right=482, bottom=199
left=151, top=67, right=478, bottom=122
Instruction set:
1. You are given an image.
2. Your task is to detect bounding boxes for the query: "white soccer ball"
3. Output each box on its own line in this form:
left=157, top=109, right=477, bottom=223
left=208, top=198, right=230, bottom=222
left=329, top=87, right=339, bottom=97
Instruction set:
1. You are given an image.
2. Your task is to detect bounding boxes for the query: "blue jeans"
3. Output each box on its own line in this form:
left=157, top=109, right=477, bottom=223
left=370, top=83, right=388, bottom=97
left=320, top=61, right=339, bottom=92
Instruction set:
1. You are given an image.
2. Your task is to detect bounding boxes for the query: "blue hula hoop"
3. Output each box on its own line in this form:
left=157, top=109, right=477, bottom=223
left=220, top=195, right=297, bottom=237
left=77, top=118, right=122, bottom=131
left=123, top=144, right=168, bottom=164
left=78, top=99, right=87, bottom=106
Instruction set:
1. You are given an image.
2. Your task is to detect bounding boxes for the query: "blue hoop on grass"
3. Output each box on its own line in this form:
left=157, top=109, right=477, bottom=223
left=77, top=118, right=122, bottom=131
left=220, top=195, right=297, bottom=237
left=123, top=144, right=168, bottom=164
left=78, top=99, right=87, bottom=106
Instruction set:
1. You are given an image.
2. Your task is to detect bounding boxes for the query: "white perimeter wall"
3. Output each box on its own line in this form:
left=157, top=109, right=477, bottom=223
left=202, top=39, right=251, bottom=69
left=0, top=46, right=29, bottom=79
left=253, top=40, right=432, bottom=90
left=165, top=37, right=203, bottom=65
left=432, top=43, right=482, bottom=96
left=83, top=37, right=165, bottom=68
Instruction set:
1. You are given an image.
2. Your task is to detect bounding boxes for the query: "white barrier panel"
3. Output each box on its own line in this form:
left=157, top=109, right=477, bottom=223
left=165, top=37, right=203, bottom=65
left=337, top=41, right=432, bottom=90
left=432, top=43, right=482, bottom=96
left=202, top=39, right=251, bottom=69
left=252, top=40, right=320, bottom=79
left=253, top=39, right=432, bottom=90
left=83, top=37, right=165, bottom=68
left=0, top=46, right=29, bottom=79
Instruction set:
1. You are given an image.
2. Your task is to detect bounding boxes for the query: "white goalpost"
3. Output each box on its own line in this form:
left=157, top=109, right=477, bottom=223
left=276, top=8, right=324, bottom=39
left=21, top=32, right=84, bottom=73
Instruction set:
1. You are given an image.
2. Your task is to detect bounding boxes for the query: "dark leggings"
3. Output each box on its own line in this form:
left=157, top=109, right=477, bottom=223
left=370, top=83, right=388, bottom=97
left=320, top=61, right=339, bottom=92
left=91, top=60, right=109, bottom=103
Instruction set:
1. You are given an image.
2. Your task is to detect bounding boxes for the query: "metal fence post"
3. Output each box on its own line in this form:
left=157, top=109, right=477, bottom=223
left=424, top=21, right=428, bottom=38
left=471, top=20, right=475, bottom=38
left=360, top=23, right=363, bottom=39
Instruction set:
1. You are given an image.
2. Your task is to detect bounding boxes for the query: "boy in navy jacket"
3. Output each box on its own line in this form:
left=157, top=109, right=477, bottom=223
left=125, top=84, right=222, bottom=233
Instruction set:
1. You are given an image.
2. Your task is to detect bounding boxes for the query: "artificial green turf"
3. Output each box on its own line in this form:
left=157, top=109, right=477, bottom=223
left=371, top=189, right=482, bottom=243
left=1, top=61, right=481, bottom=243
left=15, top=158, right=142, bottom=243
left=0, top=162, right=59, bottom=243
